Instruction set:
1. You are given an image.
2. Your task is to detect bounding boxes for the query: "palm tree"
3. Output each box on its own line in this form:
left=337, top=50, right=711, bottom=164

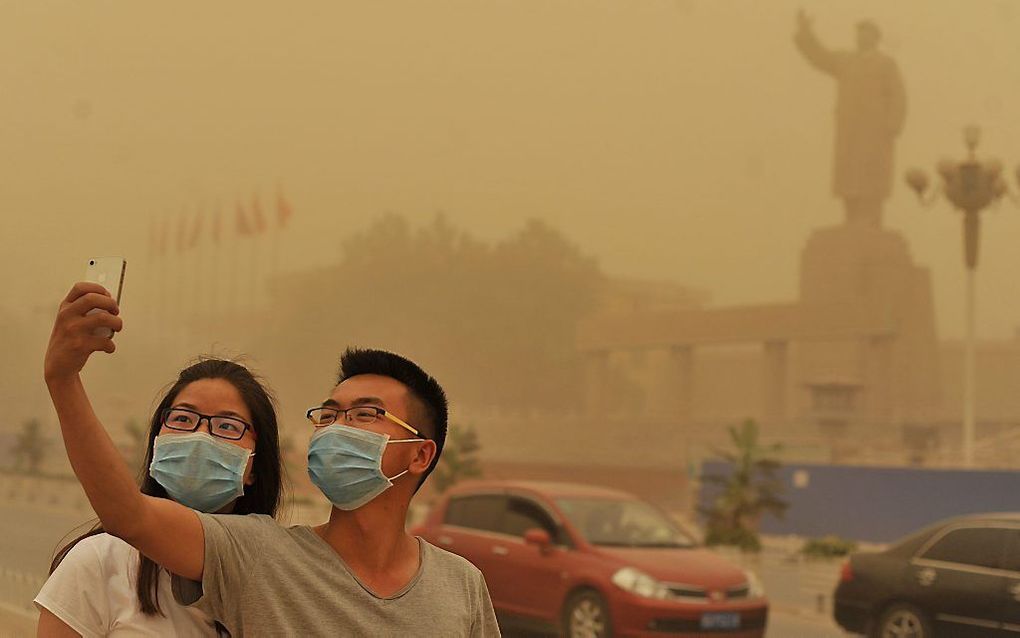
left=432, top=425, right=483, bottom=495
left=12, top=418, right=51, bottom=476
left=700, top=419, right=788, bottom=552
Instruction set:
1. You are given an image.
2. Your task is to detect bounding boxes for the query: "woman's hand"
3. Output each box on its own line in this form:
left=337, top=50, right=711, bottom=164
left=44, top=282, right=123, bottom=384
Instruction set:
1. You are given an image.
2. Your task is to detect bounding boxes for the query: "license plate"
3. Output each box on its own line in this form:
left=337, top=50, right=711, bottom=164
left=700, top=612, right=741, bottom=630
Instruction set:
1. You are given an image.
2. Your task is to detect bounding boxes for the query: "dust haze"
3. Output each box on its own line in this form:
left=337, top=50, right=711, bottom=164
left=2, top=1, right=1020, bottom=631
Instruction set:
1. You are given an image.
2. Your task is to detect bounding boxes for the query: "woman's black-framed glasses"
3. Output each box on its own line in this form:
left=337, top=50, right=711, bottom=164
left=160, top=407, right=251, bottom=441
left=305, top=405, right=425, bottom=439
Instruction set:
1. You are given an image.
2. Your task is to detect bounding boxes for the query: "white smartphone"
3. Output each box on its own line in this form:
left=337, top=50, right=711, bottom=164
left=84, top=257, right=127, bottom=338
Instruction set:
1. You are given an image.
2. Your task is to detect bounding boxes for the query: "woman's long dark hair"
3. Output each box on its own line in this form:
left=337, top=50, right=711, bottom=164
left=49, top=358, right=285, bottom=616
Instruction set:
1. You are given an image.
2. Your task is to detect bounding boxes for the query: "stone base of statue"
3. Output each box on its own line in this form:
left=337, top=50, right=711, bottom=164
left=796, top=223, right=941, bottom=431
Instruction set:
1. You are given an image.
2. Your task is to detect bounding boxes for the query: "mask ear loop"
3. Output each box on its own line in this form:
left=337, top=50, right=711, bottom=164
left=386, top=468, right=410, bottom=482
left=382, top=438, right=425, bottom=481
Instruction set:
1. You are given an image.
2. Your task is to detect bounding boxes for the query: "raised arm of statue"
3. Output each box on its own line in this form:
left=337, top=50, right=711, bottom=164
left=794, top=10, right=841, bottom=77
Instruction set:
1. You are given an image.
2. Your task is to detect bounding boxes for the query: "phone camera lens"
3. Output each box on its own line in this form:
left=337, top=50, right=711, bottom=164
left=89, top=260, right=95, bottom=265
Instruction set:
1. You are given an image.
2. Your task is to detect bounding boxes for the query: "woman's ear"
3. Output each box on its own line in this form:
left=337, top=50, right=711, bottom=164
left=244, top=458, right=257, bottom=486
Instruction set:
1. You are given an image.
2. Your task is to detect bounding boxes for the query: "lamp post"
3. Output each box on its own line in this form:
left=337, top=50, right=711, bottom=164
left=905, top=126, right=1019, bottom=467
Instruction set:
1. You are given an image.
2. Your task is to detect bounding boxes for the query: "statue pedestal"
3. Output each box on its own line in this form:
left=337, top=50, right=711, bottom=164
left=801, top=224, right=913, bottom=305
left=797, top=224, right=940, bottom=429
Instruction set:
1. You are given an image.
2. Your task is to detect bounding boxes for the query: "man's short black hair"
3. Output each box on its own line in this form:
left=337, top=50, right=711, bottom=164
left=337, top=348, right=448, bottom=490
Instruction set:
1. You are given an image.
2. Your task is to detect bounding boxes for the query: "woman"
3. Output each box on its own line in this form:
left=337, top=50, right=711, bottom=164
left=35, top=347, right=284, bottom=636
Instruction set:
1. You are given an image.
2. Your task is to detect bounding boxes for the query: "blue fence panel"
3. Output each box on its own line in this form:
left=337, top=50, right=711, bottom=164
left=699, top=462, right=1020, bottom=543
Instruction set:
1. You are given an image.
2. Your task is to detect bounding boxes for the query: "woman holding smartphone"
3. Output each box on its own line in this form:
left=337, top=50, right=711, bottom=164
left=35, top=282, right=285, bottom=637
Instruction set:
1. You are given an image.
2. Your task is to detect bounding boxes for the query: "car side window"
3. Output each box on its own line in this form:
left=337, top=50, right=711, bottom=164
left=501, top=496, right=563, bottom=544
left=920, top=527, right=1008, bottom=570
left=444, top=495, right=506, bottom=534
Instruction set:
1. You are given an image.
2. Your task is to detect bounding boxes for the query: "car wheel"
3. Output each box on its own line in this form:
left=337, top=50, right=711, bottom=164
left=871, top=603, right=932, bottom=638
left=562, top=590, right=613, bottom=638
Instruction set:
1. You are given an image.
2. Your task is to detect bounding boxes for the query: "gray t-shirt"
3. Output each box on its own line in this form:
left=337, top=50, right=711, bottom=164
left=171, top=513, right=500, bottom=637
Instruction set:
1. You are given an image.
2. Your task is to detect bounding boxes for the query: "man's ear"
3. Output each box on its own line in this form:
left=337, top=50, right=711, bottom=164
left=410, top=440, right=438, bottom=475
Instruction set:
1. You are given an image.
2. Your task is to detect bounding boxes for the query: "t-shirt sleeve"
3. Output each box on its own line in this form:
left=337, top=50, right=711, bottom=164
left=34, top=539, right=111, bottom=638
left=470, top=570, right=501, bottom=638
left=170, top=512, right=274, bottom=621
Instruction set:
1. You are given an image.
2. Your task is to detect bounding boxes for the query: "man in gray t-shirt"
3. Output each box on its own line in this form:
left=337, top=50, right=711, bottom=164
left=173, top=513, right=499, bottom=637
left=170, top=348, right=501, bottom=636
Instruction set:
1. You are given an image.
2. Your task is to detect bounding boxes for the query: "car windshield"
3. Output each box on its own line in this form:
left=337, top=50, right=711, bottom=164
left=556, top=497, right=696, bottom=548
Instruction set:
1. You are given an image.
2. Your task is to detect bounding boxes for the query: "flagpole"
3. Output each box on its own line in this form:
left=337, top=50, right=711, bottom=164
left=211, top=202, right=221, bottom=325
left=272, top=185, right=293, bottom=308
left=145, top=215, right=155, bottom=334
left=251, top=196, right=259, bottom=313
left=271, top=222, right=280, bottom=307
left=194, top=203, right=204, bottom=348
left=178, top=207, right=189, bottom=360
left=158, top=213, right=168, bottom=351
left=271, top=185, right=282, bottom=296
left=229, top=198, right=249, bottom=320
left=229, top=201, right=238, bottom=320
left=252, top=192, right=264, bottom=312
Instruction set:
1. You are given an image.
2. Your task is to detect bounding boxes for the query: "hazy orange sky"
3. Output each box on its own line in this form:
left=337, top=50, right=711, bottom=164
left=3, top=0, right=1019, bottom=339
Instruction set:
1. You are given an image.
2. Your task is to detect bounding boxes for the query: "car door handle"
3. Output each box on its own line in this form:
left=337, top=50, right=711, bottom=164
left=917, top=568, right=937, bottom=587
left=492, top=546, right=509, bottom=556
left=438, top=535, right=453, bottom=545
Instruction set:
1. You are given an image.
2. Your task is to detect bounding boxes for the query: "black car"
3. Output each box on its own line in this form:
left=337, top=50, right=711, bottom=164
left=834, top=513, right=1020, bottom=637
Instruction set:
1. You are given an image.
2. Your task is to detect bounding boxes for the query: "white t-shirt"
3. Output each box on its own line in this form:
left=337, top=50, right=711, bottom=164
left=34, top=533, right=218, bottom=637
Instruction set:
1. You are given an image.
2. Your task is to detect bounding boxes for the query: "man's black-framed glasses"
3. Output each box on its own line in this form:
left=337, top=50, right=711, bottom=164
left=305, top=405, right=425, bottom=439
left=160, top=407, right=251, bottom=441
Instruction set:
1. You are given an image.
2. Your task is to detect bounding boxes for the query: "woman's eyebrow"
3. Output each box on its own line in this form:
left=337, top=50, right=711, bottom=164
left=172, top=402, right=246, bottom=419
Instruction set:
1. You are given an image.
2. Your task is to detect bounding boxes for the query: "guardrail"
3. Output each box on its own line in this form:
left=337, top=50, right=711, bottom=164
left=0, top=567, right=42, bottom=638
left=715, top=543, right=843, bottom=616
left=0, top=567, right=44, bottom=615
left=0, top=474, right=80, bottom=636
left=0, top=475, right=91, bottom=514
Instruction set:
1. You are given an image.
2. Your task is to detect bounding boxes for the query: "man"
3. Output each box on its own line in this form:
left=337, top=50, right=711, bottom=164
left=795, top=11, right=907, bottom=228
left=44, top=282, right=500, bottom=636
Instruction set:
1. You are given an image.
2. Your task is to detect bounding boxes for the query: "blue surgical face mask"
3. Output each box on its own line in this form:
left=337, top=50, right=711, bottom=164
left=149, top=433, right=254, bottom=512
left=307, top=424, right=423, bottom=511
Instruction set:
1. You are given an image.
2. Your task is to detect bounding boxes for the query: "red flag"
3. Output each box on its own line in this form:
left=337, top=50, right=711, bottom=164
left=251, top=194, right=267, bottom=235
left=277, top=188, right=293, bottom=228
left=236, top=200, right=251, bottom=237
left=188, top=209, right=204, bottom=249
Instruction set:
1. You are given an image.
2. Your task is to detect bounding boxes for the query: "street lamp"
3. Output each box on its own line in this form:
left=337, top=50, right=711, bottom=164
left=905, top=126, right=1019, bottom=467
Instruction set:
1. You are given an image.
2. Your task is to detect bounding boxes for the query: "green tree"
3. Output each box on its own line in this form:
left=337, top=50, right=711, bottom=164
left=432, top=425, right=483, bottom=495
left=12, top=418, right=51, bottom=475
left=699, top=419, right=788, bottom=552
left=485, top=219, right=605, bottom=409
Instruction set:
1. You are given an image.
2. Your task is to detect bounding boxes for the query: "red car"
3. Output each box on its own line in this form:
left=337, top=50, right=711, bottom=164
left=413, top=480, right=768, bottom=637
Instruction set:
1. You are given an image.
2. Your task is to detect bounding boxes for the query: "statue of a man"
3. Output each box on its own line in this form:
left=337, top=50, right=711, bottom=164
left=795, top=11, right=906, bottom=228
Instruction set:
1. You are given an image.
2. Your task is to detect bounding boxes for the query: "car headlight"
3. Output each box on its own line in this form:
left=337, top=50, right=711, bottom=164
left=611, top=567, right=668, bottom=599
left=743, top=569, right=766, bottom=598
